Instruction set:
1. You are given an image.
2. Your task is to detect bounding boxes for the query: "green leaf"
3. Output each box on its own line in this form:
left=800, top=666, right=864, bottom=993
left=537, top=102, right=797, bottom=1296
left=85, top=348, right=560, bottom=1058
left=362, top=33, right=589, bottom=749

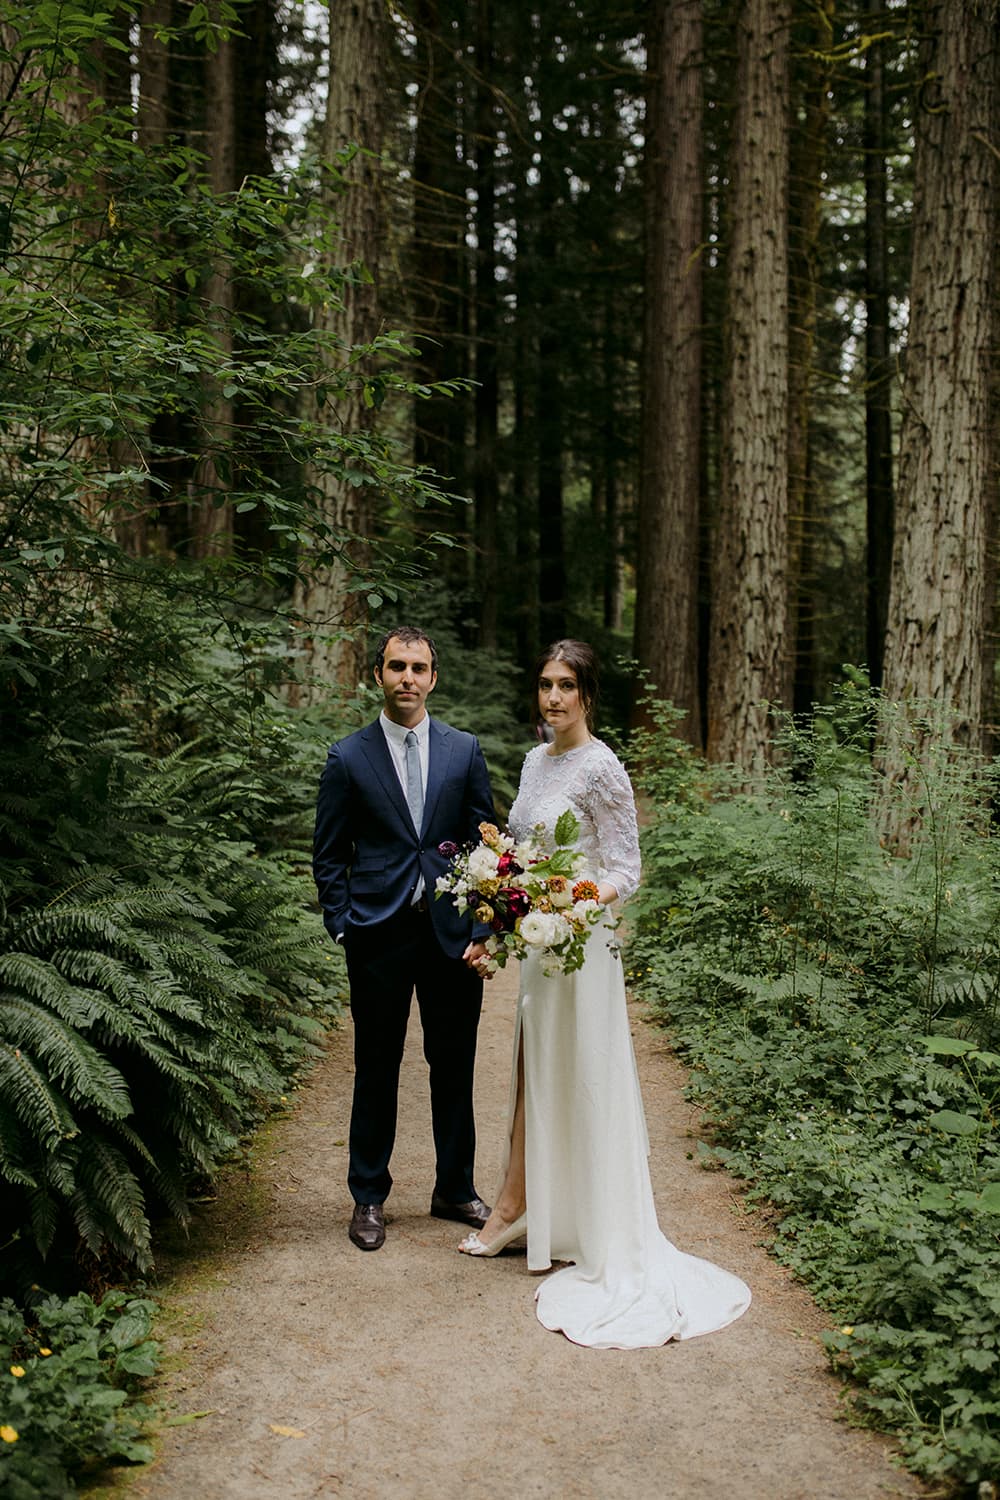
left=553, top=809, right=580, bottom=847
left=927, top=1109, right=980, bottom=1136
left=922, top=1035, right=976, bottom=1057
left=160, top=1409, right=217, bottom=1428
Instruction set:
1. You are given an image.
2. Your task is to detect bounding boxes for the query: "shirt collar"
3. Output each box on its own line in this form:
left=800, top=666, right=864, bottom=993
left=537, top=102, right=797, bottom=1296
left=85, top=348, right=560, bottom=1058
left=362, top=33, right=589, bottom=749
left=379, top=709, right=430, bottom=746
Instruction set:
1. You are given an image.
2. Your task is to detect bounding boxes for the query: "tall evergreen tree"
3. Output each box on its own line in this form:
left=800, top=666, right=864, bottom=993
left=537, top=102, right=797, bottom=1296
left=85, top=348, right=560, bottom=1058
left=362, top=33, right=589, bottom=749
left=879, top=0, right=999, bottom=842
left=292, top=0, right=388, bottom=696
left=634, top=0, right=704, bottom=742
left=473, top=0, right=500, bottom=648
left=862, top=1, right=895, bottom=689
left=707, top=0, right=792, bottom=770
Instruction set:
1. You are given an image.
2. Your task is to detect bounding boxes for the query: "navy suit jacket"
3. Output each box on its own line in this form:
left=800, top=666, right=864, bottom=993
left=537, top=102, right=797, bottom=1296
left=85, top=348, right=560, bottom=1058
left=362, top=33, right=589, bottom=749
left=313, top=715, right=495, bottom=960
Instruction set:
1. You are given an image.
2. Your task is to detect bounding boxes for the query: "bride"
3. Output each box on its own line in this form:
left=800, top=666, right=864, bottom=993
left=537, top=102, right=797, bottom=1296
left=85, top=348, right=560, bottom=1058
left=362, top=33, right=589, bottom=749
left=458, top=640, right=751, bottom=1350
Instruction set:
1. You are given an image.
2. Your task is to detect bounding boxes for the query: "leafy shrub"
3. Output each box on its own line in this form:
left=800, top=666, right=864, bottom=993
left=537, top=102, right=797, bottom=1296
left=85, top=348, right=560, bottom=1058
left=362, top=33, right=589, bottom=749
left=0, top=594, right=349, bottom=1288
left=627, top=687, right=1000, bottom=1488
left=0, top=1290, right=158, bottom=1499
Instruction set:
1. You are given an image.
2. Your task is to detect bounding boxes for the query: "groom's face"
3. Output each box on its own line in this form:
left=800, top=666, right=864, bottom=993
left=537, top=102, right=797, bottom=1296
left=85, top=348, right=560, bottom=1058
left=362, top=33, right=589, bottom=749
left=376, top=636, right=437, bottom=726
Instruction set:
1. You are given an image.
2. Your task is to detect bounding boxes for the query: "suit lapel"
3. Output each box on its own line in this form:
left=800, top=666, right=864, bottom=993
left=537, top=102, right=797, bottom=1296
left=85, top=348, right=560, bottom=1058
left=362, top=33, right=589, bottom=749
left=358, top=721, right=413, bottom=833
left=423, top=718, right=453, bottom=835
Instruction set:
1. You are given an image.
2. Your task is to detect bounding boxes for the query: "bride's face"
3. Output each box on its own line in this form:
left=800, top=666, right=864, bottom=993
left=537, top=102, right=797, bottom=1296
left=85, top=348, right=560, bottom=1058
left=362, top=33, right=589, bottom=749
left=538, top=659, right=586, bottom=734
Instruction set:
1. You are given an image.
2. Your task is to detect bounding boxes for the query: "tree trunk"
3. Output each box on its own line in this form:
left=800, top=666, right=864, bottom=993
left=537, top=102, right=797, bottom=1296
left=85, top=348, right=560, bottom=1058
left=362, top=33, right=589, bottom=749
left=474, top=0, right=499, bottom=649
left=410, top=0, right=468, bottom=558
left=601, top=277, right=622, bottom=632
left=706, top=0, right=790, bottom=772
left=535, top=171, right=564, bottom=641
left=138, top=0, right=173, bottom=151
left=787, top=0, right=833, bottom=716
left=863, top=6, right=894, bottom=690
left=292, top=0, right=386, bottom=698
left=190, top=11, right=236, bottom=560
left=512, top=131, right=537, bottom=670
left=878, top=0, right=998, bottom=847
left=633, top=0, right=704, bottom=742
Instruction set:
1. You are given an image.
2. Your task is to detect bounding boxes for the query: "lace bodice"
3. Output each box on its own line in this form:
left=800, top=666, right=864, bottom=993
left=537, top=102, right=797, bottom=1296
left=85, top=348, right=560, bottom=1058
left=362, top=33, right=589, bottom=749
left=508, top=739, right=641, bottom=902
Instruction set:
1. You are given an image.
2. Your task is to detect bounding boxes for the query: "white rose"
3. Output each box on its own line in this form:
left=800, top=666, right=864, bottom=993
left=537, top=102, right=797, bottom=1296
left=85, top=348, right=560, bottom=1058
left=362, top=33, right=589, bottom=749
left=466, top=846, right=500, bottom=885
left=519, top=910, right=556, bottom=947
left=548, top=883, right=572, bottom=908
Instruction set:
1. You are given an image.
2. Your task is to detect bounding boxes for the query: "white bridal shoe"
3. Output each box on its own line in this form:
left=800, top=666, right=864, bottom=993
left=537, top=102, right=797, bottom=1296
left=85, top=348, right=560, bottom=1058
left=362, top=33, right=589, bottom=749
left=458, top=1212, right=527, bottom=1257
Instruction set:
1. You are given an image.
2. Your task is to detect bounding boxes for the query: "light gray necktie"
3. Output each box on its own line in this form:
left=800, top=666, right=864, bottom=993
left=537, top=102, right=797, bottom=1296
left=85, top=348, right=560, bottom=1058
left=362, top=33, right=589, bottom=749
left=404, top=729, right=423, bottom=832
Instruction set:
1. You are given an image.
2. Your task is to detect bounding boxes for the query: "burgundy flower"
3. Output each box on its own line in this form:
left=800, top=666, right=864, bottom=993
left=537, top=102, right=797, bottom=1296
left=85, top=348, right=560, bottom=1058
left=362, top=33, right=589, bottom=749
left=438, top=840, right=459, bottom=858
left=506, top=888, right=531, bottom=920
left=496, top=852, right=523, bottom=877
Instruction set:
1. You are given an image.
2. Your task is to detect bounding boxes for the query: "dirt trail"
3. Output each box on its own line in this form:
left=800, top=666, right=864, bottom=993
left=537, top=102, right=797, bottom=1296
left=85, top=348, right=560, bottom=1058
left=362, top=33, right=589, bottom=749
left=129, top=965, right=925, bottom=1500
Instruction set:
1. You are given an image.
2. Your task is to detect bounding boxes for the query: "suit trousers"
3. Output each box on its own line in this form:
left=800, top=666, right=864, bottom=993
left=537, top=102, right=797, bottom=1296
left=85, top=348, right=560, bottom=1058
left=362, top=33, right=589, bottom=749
left=344, top=905, right=484, bottom=1205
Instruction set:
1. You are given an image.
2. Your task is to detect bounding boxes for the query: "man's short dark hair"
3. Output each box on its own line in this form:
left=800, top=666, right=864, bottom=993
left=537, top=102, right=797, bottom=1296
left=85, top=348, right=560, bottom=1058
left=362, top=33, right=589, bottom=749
left=373, top=626, right=438, bottom=677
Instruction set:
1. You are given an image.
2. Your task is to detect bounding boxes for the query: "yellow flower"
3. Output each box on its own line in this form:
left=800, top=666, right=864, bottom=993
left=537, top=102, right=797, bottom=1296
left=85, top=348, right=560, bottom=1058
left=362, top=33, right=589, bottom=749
left=478, top=822, right=501, bottom=848
left=0, top=1425, right=18, bottom=1443
left=840, top=1325, right=854, bottom=1336
left=9, top=1365, right=25, bottom=1377
left=475, top=904, right=494, bottom=924
left=39, top=1348, right=51, bottom=1357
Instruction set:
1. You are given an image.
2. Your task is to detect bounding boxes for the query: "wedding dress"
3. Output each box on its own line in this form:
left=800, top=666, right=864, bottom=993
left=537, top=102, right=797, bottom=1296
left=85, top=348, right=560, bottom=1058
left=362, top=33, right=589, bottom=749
left=505, top=739, right=752, bottom=1349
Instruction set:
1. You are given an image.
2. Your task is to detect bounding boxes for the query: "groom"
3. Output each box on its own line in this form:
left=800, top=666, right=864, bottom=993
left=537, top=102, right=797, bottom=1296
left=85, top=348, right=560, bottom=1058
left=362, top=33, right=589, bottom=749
left=313, top=626, right=495, bottom=1251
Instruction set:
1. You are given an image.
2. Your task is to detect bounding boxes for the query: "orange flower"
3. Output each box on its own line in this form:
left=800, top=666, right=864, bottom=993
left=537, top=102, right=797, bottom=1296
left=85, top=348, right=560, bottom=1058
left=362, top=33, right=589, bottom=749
left=572, top=879, right=600, bottom=903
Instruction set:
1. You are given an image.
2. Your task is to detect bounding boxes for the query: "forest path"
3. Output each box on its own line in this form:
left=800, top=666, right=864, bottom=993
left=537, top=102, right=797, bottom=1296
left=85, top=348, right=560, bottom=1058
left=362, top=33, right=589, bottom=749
left=127, top=965, right=924, bottom=1500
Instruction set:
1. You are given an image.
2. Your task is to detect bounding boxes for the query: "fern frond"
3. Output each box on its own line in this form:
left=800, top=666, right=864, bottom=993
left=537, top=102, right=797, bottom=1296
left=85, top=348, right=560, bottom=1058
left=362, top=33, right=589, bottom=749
left=0, top=996, right=132, bottom=1119
left=27, top=1183, right=59, bottom=1259
left=0, top=1102, right=37, bottom=1188
left=0, top=1043, right=77, bottom=1152
left=54, top=948, right=207, bottom=1027
left=69, top=1136, right=152, bottom=1267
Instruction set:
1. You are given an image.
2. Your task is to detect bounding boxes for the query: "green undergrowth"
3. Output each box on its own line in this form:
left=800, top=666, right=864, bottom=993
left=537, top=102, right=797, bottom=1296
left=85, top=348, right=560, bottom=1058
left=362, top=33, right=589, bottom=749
left=627, top=688, right=1000, bottom=1492
left=0, top=1291, right=159, bottom=1499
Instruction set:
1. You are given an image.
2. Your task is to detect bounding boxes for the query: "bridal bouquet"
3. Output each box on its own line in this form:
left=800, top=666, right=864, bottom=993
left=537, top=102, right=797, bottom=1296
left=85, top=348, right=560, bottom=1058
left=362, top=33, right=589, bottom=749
left=435, top=811, right=605, bottom=976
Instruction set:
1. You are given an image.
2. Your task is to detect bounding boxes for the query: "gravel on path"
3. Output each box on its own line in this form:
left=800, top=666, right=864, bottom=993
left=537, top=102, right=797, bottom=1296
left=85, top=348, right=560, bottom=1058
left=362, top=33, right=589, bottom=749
left=127, top=964, right=925, bottom=1500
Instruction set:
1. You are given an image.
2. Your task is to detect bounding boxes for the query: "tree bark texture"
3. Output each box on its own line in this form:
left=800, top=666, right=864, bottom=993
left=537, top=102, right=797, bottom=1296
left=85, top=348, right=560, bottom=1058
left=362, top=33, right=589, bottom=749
left=879, top=0, right=998, bottom=838
left=411, top=0, right=467, bottom=500
left=534, top=16, right=565, bottom=647
left=787, top=0, right=833, bottom=716
left=293, top=0, right=386, bottom=699
left=706, top=0, right=791, bottom=771
left=863, top=6, right=895, bottom=690
left=633, top=0, right=704, bottom=744
left=190, top=11, right=236, bottom=560
left=474, top=0, right=499, bottom=650
left=138, top=0, right=173, bottom=151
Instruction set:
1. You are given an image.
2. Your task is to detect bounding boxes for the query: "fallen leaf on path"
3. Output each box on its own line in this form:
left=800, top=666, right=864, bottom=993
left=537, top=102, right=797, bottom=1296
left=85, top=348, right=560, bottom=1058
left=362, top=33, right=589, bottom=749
left=269, top=1424, right=307, bottom=1438
left=161, top=1410, right=217, bottom=1428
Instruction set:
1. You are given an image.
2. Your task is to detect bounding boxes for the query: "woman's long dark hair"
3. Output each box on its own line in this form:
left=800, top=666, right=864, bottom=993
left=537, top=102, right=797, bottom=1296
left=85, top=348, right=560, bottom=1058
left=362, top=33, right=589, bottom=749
left=533, top=639, right=600, bottom=729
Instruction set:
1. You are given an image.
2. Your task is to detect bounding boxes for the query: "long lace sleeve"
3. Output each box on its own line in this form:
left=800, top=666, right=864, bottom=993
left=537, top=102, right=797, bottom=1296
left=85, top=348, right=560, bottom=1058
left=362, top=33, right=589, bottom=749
left=587, top=752, right=641, bottom=902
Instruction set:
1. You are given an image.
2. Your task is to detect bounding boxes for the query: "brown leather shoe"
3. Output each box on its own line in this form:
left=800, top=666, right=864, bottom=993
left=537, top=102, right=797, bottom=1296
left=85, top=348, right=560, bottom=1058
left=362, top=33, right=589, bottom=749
left=429, top=1192, right=491, bottom=1229
left=349, top=1202, right=385, bottom=1251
